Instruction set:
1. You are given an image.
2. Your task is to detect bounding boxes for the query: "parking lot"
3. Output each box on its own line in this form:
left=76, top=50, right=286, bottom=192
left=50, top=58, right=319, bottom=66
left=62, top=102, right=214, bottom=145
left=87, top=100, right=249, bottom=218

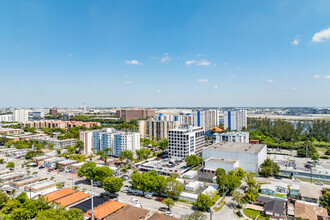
left=138, top=157, right=190, bottom=176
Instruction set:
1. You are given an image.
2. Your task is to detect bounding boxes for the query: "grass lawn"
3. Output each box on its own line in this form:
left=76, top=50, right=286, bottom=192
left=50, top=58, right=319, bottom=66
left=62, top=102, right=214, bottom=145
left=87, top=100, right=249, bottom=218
left=213, top=201, right=225, bottom=212
left=243, top=208, right=260, bottom=219
left=275, top=193, right=286, bottom=198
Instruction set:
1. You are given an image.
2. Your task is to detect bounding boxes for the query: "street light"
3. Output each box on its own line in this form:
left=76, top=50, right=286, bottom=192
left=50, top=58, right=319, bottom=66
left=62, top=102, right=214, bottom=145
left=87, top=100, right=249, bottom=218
left=91, top=178, right=94, bottom=220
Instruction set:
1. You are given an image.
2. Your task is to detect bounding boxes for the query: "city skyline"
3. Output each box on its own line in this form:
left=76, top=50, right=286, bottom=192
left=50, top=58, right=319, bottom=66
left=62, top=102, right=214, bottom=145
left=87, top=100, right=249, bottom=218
left=1, top=0, right=330, bottom=107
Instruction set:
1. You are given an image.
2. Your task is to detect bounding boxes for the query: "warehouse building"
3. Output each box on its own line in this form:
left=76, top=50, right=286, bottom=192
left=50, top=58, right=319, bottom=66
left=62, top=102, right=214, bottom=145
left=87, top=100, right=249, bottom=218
left=203, top=142, right=267, bottom=173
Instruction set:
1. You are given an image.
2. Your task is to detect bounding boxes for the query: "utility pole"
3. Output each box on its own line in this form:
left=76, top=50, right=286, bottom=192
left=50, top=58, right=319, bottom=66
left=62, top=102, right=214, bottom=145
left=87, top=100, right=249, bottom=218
left=91, top=178, right=94, bottom=220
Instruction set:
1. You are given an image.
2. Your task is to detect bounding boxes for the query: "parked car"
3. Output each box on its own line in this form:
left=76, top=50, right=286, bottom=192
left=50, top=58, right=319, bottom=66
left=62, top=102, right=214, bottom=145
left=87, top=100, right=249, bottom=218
left=132, top=198, right=139, bottom=204
left=236, top=212, right=243, bottom=217
left=39, top=166, right=45, bottom=169
left=164, top=212, right=174, bottom=217
left=275, top=176, right=282, bottom=180
left=315, top=182, right=324, bottom=186
left=159, top=207, right=168, bottom=212
left=145, top=193, right=153, bottom=199
left=155, top=197, right=163, bottom=202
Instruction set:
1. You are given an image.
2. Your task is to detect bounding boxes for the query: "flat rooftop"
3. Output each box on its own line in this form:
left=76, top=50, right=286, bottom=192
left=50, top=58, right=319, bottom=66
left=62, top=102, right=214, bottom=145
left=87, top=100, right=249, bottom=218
left=26, top=181, right=57, bottom=190
left=205, top=142, right=266, bottom=154
left=205, top=157, right=238, bottom=164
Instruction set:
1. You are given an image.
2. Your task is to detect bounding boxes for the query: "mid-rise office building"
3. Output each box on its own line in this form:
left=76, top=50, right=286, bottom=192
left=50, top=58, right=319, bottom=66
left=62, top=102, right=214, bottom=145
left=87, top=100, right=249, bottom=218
left=13, top=109, right=29, bottom=123
left=116, top=109, right=155, bottom=122
left=90, top=129, right=140, bottom=157
left=193, top=109, right=219, bottom=131
left=21, top=120, right=100, bottom=129
left=224, top=109, right=247, bottom=131
left=168, top=125, right=205, bottom=159
left=138, top=119, right=179, bottom=140
left=214, top=131, right=249, bottom=143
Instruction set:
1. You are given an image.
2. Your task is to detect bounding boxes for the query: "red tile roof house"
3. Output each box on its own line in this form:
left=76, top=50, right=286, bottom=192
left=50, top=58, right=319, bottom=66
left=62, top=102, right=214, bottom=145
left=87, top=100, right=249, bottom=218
left=43, top=188, right=90, bottom=208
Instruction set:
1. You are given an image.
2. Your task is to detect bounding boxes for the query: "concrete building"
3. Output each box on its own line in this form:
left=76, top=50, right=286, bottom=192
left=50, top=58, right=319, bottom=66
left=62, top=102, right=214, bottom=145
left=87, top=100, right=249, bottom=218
left=168, top=125, right=205, bottom=159
left=214, top=131, right=249, bottom=143
left=13, top=109, right=29, bottom=122
left=30, top=136, right=77, bottom=149
left=193, top=109, right=219, bottom=131
left=92, top=129, right=140, bottom=157
left=138, top=119, right=179, bottom=140
left=79, top=131, right=93, bottom=155
left=21, top=120, right=100, bottom=129
left=153, top=113, right=176, bottom=121
left=49, top=108, right=58, bottom=116
left=0, top=114, right=14, bottom=122
left=202, top=142, right=267, bottom=173
left=116, top=109, right=155, bottom=122
left=177, top=113, right=193, bottom=126
left=224, top=109, right=247, bottom=131
left=260, top=184, right=276, bottom=196
left=204, top=157, right=239, bottom=174
left=32, top=112, right=45, bottom=119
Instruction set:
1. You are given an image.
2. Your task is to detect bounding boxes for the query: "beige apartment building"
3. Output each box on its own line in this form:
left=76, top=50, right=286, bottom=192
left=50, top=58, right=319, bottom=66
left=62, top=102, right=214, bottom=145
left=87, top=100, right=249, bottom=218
left=138, top=119, right=179, bottom=140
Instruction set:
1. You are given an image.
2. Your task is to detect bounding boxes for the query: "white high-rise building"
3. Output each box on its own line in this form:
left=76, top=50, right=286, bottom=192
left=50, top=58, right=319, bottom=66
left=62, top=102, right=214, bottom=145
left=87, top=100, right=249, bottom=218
left=177, top=114, right=193, bottom=126
left=87, top=129, right=141, bottom=157
left=0, top=115, right=14, bottom=122
left=13, top=109, right=29, bottom=123
left=79, top=131, right=93, bottom=155
left=224, top=109, right=247, bottom=131
left=168, top=125, right=205, bottom=159
left=193, top=109, right=219, bottom=131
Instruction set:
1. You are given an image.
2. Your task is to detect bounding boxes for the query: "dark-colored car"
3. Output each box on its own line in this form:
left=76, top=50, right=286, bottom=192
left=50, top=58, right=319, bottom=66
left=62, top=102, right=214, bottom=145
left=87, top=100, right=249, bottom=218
left=275, top=175, right=282, bottom=179
left=236, top=212, right=243, bottom=217
left=159, top=207, right=168, bottom=212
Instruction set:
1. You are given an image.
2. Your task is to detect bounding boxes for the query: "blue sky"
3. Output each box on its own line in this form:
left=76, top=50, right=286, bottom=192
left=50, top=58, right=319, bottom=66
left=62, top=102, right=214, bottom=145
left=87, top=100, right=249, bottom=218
left=0, top=0, right=330, bottom=107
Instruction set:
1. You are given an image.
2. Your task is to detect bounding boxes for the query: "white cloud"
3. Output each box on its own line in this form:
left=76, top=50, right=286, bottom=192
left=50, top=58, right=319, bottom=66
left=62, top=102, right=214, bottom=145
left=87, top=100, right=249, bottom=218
left=196, top=60, right=211, bottom=66
left=160, top=56, right=170, bottom=63
left=312, top=27, right=330, bottom=42
left=185, top=59, right=211, bottom=66
left=325, top=75, right=330, bottom=79
left=292, top=39, right=299, bottom=45
left=125, top=81, right=132, bottom=84
left=314, top=75, right=321, bottom=78
left=125, top=60, right=142, bottom=65
left=152, top=89, right=161, bottom=93
left=198, top=79, right=208, bottom=83
left=213, top=85, right=218, bottom=89
left=185, top=60, right=197, bottom=65
left=268, top=79, right=273, bottom=83
left=292, top=88, right=297, bottom=91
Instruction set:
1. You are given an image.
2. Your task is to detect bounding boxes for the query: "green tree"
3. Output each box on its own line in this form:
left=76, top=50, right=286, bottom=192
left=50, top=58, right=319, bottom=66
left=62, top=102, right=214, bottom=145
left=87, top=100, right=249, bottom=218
left=75, top=141, right=84, bottom=154
left=6, top=162, right=15, bottom=169
left=232, top=191, right=244, bottom=207
left=311, top=152, right=319, bottom=161
left=103, top=177, right=124, bottom=194
left=56, top=149, right=62, bottom=155
left=35, top=206, right=84, bottom=220
left=119, top=150, right=134, bottom=164
left=78, top=161, right=96, bottom=181
left=245, top=173, right=256, bottom=188
left=185, top=155, right=203, bottom=167
left=322, top=192, right=330, bottom=212
left=162, top=198, right=174, bottom=211
left=181, top=211, right=207, bottom=220
left=164, top=177, right=184, bottom=198
left=260, top=158, right=280, bottom=177
left=0, top=191, right=8, bottom=209
left=69, top=155, right=86, bottom=162
left=93, top=166, right=113, bottom=185
left=195, top=194, right=213, bottom=211
left=154, top=175, right=166, bottom=195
